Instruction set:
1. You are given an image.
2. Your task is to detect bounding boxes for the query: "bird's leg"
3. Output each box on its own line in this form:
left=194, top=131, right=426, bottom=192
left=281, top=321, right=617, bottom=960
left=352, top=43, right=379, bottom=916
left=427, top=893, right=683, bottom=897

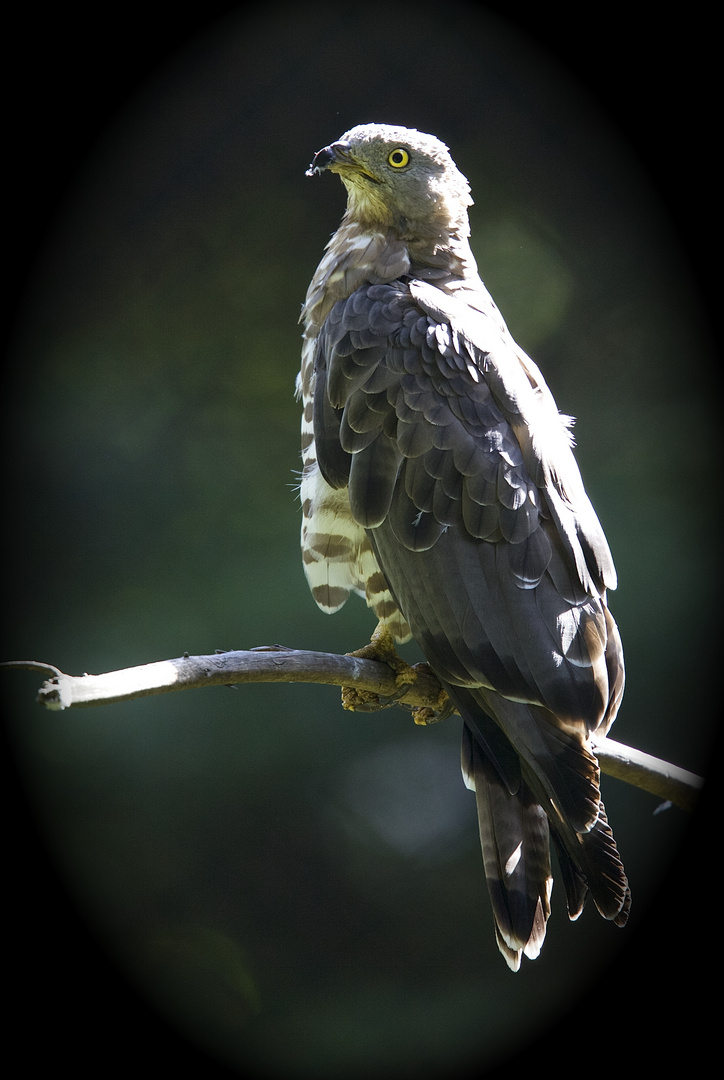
left=348, top=621, right=418, bottom=689
left=341, top=621, right=418, bottom=712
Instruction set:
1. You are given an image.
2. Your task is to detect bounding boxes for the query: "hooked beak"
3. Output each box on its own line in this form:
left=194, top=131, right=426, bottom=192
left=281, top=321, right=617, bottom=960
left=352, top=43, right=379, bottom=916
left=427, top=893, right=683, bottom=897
left=305, top=139, right=380, bottom=184
left=305, top=139, right=352, bottom=177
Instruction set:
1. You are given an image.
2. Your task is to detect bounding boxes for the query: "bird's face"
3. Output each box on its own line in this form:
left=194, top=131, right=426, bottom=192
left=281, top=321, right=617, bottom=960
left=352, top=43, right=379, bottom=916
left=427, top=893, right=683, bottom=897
left=307, top=123, right=472, bottom=236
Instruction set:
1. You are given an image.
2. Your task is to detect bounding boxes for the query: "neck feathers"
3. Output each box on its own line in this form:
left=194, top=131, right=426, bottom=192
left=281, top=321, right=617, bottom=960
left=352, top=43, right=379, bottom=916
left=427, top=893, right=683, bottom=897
left=302, top=220, right=478, bottom=332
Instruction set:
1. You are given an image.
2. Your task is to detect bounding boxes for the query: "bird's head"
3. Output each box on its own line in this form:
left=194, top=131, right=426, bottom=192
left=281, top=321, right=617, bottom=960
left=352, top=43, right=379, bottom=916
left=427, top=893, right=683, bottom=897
left=306, top=123, right=473, bottom=238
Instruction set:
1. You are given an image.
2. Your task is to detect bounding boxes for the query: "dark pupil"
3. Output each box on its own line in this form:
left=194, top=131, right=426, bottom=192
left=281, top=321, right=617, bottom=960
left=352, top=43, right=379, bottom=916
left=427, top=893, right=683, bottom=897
left=392, top=151, right=404, bottom=164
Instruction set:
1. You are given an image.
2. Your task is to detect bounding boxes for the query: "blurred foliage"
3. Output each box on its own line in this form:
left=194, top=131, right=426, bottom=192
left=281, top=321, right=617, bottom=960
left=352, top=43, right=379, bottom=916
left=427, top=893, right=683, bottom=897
left=3, top=3, right=718, bottom=1078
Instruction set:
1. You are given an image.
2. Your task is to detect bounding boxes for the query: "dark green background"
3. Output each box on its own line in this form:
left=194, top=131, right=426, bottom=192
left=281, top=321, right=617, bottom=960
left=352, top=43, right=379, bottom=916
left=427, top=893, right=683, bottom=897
left=4, top=4, right=718, bottom=1077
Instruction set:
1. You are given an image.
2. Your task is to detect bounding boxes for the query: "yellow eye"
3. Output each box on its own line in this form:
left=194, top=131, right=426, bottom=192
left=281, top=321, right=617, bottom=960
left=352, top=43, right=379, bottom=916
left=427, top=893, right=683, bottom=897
left=387, top=147, right=410, bottom=169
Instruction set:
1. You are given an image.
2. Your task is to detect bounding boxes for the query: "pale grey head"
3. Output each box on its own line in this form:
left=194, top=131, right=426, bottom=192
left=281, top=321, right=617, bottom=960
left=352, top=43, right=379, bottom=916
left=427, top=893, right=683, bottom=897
left=306, top=123, right=473, bottom=237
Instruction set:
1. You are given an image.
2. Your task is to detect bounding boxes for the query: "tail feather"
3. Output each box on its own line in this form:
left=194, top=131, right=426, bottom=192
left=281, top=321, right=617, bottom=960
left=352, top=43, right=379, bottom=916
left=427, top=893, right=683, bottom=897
left=473, top=690, right=603, bottom=835
left=549, top=828, right=588, bottom=922
left=548, top=804, right=630, bottom=926
left=459, top=689, right=629, bottom=968
left=462, top=724, right=553, bottom=971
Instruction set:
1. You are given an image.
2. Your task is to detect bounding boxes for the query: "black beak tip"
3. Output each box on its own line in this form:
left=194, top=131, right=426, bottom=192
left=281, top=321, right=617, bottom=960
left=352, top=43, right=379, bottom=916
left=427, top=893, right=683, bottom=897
left=305, top=144, right=335, bottom=177
left=305, top=140, right=351, bottom=178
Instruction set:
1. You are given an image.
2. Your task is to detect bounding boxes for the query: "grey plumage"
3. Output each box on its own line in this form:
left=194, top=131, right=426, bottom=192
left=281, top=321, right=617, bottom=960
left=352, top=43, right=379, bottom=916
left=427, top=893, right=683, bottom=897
left=298, top=124, right=629, bottom=969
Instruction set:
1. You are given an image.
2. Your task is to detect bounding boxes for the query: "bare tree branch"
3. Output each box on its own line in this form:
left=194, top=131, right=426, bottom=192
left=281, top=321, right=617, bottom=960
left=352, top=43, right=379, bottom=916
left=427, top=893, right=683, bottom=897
left=588, top=737, right=703, bottom=814
left=2, top=648, right=704, bottom=812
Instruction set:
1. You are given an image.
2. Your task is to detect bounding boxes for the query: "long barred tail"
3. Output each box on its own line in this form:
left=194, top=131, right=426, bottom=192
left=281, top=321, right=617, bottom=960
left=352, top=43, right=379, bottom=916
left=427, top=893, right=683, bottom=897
left=462, top=724, right=553, bottom=970
left=459, top=694, right=630, bottom=969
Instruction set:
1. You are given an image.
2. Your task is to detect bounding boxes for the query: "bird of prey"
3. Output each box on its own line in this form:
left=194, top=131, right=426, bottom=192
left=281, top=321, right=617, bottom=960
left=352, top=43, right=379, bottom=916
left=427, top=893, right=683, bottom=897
left=297, top=123, right=630, bottom=969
